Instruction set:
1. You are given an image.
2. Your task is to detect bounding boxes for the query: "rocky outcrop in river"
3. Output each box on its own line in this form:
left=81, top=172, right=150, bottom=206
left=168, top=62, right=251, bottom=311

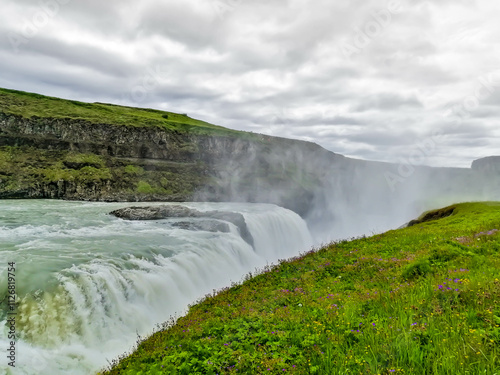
left=110, top=205, right=254, bottom=246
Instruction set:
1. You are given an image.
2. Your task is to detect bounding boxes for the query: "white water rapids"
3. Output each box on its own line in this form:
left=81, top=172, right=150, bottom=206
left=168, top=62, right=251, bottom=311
left=0, top=200, right=313, bottom=374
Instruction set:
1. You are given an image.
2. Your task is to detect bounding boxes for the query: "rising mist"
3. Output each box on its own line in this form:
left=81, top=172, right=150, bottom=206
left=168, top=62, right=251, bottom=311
left=195, top=137, right=500, bottom=245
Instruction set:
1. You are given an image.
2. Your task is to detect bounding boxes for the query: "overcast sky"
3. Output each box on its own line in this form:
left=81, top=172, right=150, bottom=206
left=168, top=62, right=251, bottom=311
left=1, top=0, right=499, bottom=167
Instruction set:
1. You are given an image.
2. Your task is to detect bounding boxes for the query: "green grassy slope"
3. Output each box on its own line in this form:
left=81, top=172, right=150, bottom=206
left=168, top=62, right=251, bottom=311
left=101, top=202, right=500, bottom=375
left=0, top=87, right=247, bottom=137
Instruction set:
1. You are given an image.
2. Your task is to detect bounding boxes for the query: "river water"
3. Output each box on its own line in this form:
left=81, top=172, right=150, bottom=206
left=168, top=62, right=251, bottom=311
left=0, top=200, right=313, bottom=374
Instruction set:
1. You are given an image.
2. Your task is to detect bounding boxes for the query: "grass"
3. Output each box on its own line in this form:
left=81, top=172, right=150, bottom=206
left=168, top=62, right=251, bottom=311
left=0, top=146, right=112, bottom=184
left=0, top=87, right=254, bottom=137
left=100, top=202, right=500, bottom=375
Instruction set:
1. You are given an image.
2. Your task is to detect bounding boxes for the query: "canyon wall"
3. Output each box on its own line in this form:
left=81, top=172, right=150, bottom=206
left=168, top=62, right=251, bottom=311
left=1, top=111, right=498, bottom=238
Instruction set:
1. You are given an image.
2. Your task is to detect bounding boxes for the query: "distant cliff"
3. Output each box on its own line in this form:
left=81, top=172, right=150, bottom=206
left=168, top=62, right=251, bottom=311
left=472, top=156, right=500, bottom=172
left=1, top=87, right=499, bottom=226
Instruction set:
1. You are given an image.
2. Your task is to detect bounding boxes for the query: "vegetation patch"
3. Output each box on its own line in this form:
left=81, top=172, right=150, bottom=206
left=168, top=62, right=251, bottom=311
left=63, top=153, right=106, bottom=169
left=407, top=205, right=456, bottom=227
left=401, top=259, right=432, bottom=280
left=0, top=146, right=205, bottom=199
left=100, top=202, right=500, bottom=375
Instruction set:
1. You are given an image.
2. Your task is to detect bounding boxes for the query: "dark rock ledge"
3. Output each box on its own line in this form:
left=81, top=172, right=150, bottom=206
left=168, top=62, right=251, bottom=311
left=110, top=205, right=254, bottom=247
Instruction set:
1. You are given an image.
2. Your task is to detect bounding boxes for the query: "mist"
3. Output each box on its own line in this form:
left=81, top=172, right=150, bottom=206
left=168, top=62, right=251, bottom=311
left=194, top=136, right=500, bottom=246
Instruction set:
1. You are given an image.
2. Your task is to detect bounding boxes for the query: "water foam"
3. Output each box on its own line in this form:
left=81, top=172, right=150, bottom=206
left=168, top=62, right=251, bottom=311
left=0, top=201, right=312, bottom=374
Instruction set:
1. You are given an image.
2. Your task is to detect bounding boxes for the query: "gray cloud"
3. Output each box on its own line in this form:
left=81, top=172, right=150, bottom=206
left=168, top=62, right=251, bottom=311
left=352, top=93, right=423, bottom=112
left=0, top=0, right=499, bottom=167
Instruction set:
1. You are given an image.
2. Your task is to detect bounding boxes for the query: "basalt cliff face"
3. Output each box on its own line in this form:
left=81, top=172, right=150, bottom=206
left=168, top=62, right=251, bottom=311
left=0, top=109, right=341, bottom=216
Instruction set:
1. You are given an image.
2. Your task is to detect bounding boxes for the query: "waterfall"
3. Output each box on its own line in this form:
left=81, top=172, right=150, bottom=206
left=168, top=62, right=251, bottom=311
left=0, top=201, right=313, bottom=374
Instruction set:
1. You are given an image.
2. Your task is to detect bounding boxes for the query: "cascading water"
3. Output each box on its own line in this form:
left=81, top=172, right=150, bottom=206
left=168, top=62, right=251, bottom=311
left=0, top=200, right=312, bottom=375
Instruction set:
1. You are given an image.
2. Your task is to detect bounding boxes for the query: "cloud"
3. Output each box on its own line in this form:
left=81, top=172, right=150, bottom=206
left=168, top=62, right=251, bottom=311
left=352, top=93, right=423, bottom=112
left=0, top=0, right=499, bottom=167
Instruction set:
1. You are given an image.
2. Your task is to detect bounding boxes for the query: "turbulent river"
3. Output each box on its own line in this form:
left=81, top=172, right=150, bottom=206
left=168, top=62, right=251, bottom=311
left=0, top=200, right=313, bottom=374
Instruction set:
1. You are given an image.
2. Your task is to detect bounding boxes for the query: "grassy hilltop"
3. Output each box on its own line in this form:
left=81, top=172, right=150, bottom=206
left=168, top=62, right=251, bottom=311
left=101, top=202, right=500, bottom=375
left=0, top=87, right=244, bottom=136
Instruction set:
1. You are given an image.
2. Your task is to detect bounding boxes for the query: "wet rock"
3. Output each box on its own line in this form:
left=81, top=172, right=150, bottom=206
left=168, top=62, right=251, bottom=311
left=171, top=220, right=230, bottom=233
left=110, top=205, right=198, bottom=220
left=110, top=205, right=254, bottom=247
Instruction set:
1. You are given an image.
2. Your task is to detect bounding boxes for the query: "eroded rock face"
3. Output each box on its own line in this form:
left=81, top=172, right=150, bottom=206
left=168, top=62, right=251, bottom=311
left=110, top=205, right=254, bottom=247
left=110, top=205, right=198, bottom=220
left=0, top=112, right=329, bottom=216
left=171, top=220, right=230, bottom=233
left=406, top=205, right=456, bottom=227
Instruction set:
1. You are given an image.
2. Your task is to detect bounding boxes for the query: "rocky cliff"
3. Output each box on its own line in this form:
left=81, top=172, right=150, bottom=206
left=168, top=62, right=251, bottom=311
left=0, top=88, right=344, bottom=215
left=1, top=88, right=499, bottom=225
